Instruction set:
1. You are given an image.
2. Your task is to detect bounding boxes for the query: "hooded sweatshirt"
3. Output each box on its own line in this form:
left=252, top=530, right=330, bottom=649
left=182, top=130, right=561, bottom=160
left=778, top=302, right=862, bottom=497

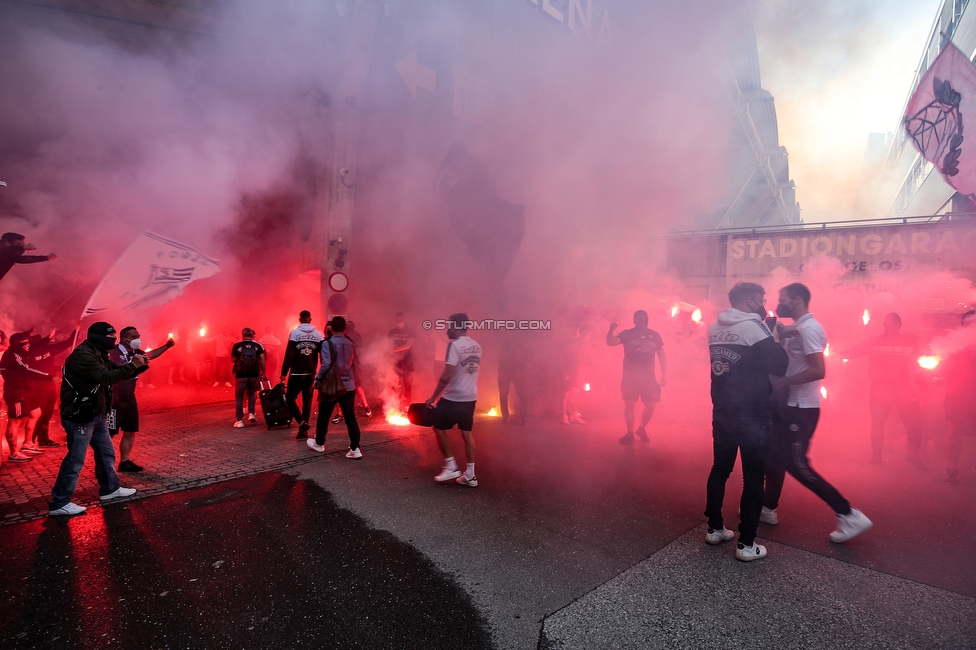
left=708, top=308, right=789, bottom=419
left=281, top=323, right=325, bottom=377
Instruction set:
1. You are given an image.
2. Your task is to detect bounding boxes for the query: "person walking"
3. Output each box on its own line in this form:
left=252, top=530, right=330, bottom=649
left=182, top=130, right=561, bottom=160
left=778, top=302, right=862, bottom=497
left=763, top=283, right=873, bottom=544
left=308, top=317, right=361, bottom=458
left=281, top=310, right=325, bottom=439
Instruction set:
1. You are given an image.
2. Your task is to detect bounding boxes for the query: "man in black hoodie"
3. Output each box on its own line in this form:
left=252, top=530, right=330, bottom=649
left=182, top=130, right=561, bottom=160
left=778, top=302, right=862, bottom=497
left=48, top=322, right=146, bottom=516
left=705, top=282, right=788, bottom=562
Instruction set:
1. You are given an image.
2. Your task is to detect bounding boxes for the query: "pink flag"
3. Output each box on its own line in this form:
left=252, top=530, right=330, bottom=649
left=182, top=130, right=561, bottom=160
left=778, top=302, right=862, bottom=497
left=905, top=44, right=976, bottom=197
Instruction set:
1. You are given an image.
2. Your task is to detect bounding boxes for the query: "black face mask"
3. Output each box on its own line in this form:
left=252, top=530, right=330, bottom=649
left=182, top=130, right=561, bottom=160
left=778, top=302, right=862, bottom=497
left=88, top=335, right=117, bottom=351
left=747, top=301, right=766, bottom=318
left=775, top=303, right=794, bottom=319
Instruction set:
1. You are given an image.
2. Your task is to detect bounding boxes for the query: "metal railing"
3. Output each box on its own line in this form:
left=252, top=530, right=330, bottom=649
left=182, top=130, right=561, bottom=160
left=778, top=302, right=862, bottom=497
left=655, top=212, right=976, bottom=239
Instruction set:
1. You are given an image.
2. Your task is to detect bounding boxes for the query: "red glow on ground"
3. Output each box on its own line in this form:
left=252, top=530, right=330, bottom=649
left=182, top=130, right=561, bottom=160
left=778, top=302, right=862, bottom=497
left=386, top=413, right=410, bottom=426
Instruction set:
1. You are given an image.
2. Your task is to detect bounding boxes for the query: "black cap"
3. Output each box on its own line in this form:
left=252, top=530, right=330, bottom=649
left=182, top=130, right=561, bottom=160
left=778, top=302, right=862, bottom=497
left=88, top=322, right=116, bottom=337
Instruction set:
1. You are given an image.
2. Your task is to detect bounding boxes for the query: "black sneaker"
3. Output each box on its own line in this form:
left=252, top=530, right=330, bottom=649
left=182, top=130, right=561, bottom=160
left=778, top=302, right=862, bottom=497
left=945, top=468, right=960, bottom=485
left=619, top=432, right=635, bottom=445
left=118, top=460, right=144, bottom=473
left=38, top=441, right=61, bottom=448
left=364, top=406, right=372, bottom=417
left=296, top=422, right=310, bottom=439
left=331, top=414, right=342, bottom=424
left=635, top=426, right=650, bottom=443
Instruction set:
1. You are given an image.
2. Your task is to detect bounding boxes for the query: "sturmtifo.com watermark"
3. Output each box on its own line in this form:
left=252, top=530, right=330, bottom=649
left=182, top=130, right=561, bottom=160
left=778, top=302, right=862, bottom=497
left=422, top=319, right=551, bottom=331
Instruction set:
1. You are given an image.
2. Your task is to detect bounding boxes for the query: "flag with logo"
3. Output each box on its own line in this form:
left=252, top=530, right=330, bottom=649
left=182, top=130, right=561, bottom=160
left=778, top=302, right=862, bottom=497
left=82, top=232, right=220, bottom=317
left=905, top=43, right=976, bottom=197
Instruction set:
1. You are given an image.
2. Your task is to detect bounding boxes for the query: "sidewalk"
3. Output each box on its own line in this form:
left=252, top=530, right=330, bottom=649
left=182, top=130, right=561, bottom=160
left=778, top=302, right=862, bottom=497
left=0, top=393, right=414, bottom=524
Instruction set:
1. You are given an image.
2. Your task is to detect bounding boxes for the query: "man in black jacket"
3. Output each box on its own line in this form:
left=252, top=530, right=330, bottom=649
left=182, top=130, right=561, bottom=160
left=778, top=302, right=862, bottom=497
left=48, top=322, right=146, bottom=516
left=280, top=311, right=325, bottom=439
left=0, top=232, right=56, bottom=283
left=705, top=282, right=789, bottom=562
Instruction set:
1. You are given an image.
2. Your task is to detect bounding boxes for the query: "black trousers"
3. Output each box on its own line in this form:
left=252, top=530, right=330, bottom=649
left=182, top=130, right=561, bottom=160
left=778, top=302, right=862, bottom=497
left=31, top=380, right=58, bottom=444
left=286, top=375, right=315, bottom=425
left=704, top=414, right=771, bottom=547
left=316, top=391, right=360, bottom=450
left=764, top=405, right=851, bottom=515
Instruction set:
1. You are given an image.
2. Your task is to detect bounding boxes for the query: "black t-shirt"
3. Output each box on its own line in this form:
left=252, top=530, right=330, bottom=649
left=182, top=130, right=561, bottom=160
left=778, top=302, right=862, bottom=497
left=617, top=327, right=663, bottom=373
left=231, top=340, right=265, bottom=378
left=388, top=326, right=415, bottom=363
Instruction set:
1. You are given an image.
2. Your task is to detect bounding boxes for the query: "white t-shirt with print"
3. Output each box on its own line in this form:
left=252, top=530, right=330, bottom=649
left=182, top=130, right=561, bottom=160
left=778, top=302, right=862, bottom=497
left=443, top=335, right=481, bottom=402
left=784, top=312, right=827, bottom=408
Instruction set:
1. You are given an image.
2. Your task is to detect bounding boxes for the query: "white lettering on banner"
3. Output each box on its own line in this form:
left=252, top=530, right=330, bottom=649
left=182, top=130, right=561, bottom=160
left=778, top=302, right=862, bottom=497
left=724, top=224, right=976, bottom=277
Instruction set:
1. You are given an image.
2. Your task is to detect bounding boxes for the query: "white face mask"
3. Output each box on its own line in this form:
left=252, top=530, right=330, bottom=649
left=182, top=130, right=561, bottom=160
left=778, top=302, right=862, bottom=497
left=128, top=338, right=142, bottom=351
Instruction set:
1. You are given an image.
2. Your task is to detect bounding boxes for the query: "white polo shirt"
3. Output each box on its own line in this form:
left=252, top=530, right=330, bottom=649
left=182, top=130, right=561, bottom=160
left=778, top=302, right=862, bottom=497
left=784, top=312, right=827, bottom=408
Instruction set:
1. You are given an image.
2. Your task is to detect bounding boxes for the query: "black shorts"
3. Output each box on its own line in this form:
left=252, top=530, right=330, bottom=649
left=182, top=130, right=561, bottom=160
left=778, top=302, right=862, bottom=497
left=620, top=370, right=660, bottom=403
left=111, top=398, right=139, bottom=434
left=4, top=398, right=28, bottom=420
left=433, top=399, right=476, bottom=431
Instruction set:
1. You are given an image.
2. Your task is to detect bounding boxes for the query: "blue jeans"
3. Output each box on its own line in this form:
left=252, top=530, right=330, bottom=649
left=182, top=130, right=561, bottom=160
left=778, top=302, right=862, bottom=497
left=49, top=414, right=119, bottom=509
left=235, top=378, right=259, bottom=421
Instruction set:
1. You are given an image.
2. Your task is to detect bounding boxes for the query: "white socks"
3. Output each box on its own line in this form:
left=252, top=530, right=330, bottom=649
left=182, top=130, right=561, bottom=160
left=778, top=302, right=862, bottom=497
left=466, top=463, right=475, bottom=479
left=445, top=457, right=458, bottom=471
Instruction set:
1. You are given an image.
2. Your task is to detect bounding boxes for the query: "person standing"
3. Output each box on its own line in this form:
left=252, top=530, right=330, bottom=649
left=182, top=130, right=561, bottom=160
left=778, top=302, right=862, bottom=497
left=425, top=313, right=482, bottom=487
left=705, top=283, right=789, bottom=561
left=108, top=327, right=175, bottom=471
left=26, top=329, right=73, bottom=448
left=281, top=310, right=325, bottom=439
left=560, top=324, right=585, bottom=425
left=388, top=312, right=416, bottom=411
left=231, top=328, right=266, bottom=428
left=498, top=330, right=529, bottom=425
left=606, top=310, right=667, bottom=444
left=258, top=327, right=282, bottom=380
left=942, top=310, right=976, bottom=485
left=48, top=322, right=145, bottom=516
left=839, top=312, right=927, bottom=467
left=210, top=327, right=234, bottom=387
left=345, top=321, right=372, bottom=417
left=1, top=333, right=54, bottom=463
left=0, top=232, right=56, bottom=283
left=763, top=283, right=873, bottom=543
left=308, top=317, right=362, bottom=457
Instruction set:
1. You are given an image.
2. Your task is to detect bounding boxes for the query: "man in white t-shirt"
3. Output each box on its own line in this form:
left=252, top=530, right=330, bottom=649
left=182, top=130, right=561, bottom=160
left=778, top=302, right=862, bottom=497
left=763, top=283, right=872, bottom=544
left=425, top=312, right=482, bottom=487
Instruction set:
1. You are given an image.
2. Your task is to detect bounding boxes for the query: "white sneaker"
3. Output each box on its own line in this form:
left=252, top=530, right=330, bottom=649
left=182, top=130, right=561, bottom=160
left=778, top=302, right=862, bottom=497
left=233, top=420, right=245, bottom=428
left=248, top=414, right=257, bottom=423
left=760, top=507, right=778, bottom=525
left=435, top=467, right=462, bottom=483
left=100, top=487, right=137, bottom=501
left=213, top=382, right=220, bottom=387
left=345, top=448, right=363, bottom=459
left=736, top=542, right=767, bottom=561
left=225, top=382, right=232, bottom=388
left=705, top=527, right=735, bottom=545
left=49, top=502, right=87, bottom=516
left=569, top=414, right=586, bottom=424
left=456, top=475, right=478, bottom=487
left=306, top=438, right=325, bottom=453
left=829, top=508, right=873, bottom=543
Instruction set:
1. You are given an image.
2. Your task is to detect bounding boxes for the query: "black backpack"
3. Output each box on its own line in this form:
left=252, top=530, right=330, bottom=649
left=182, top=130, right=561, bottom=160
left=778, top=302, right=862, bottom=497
left=235, top=342, right=261, bottom=376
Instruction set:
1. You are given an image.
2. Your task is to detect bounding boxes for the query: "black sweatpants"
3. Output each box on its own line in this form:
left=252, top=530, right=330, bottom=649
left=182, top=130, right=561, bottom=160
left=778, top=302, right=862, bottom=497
left=705, top=414, right=771, bottom=547
left=764, top=405, right=851, bottom=515
left=286, top=375, right=315, bottom=425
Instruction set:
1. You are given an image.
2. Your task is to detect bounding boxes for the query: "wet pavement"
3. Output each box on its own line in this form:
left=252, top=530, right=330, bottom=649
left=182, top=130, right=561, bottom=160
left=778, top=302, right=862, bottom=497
left=0, top=473, right=492, bottom=649
left=1, top=394, right=975, bottom=648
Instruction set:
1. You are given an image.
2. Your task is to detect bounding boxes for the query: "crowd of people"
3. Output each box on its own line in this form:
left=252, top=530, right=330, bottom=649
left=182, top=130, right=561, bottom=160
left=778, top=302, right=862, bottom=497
left=1, top=229, right=974, bottom=550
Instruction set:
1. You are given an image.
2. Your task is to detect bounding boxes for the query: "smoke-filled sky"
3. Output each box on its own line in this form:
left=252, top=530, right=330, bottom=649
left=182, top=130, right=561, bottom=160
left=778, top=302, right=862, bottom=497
left=753, top=0, right=941, bottom=222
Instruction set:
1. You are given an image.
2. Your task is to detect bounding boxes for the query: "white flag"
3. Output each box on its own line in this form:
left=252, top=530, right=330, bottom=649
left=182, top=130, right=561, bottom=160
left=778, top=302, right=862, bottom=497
left=905, top=43, right=976, bottom=197
left=82, top=232, right=220, bottom=317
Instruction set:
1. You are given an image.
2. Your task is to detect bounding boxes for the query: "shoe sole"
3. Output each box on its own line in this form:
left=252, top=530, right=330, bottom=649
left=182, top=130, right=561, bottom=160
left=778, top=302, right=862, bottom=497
left=435, top=472, right=462, bottom=483
left=100, top=492, right=136, bottom=501
left=736, top=552, right=767, bottom=562
left=456, top=478, right=478, bottom=487
left=49, top=508, right=86, bottom=516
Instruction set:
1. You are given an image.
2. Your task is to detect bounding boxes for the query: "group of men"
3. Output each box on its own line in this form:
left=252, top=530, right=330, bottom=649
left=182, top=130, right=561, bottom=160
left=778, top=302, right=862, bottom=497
left=705, top=282, right=872, bottom=561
